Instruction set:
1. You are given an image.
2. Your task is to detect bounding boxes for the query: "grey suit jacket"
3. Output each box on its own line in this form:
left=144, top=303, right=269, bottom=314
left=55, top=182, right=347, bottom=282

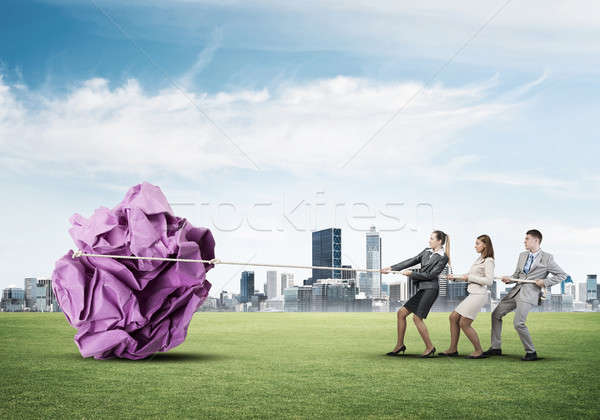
left=505, top=249, right=567, bottom=305
left=391, top=248, right=449, bottom=291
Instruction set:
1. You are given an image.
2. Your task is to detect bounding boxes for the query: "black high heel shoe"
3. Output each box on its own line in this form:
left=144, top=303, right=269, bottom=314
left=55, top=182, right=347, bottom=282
left=466, top=353, right=488, bottom=359
left=420, top=347, right=436, bottom=358
left=386, top=345, right=406, bottom=356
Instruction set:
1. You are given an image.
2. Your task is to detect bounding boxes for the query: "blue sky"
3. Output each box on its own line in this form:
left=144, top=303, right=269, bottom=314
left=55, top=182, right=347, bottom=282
left=1, top=0, right=599, bottom=296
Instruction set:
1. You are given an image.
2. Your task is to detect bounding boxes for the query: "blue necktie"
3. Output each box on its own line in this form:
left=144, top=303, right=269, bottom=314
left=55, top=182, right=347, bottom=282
left=523, top=253, right=534, bottom=274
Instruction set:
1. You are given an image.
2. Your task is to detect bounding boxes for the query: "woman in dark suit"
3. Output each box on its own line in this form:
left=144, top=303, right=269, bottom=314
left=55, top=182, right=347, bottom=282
left=381, top=230, right=451, bottom=358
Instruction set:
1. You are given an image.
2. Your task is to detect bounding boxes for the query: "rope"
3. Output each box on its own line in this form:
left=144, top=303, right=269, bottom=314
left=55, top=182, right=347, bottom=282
left=439, top=275, right=539, bottom=284
left=71, top=249, right=397, bottom=273
left=70, top=249, right=538, bottom=283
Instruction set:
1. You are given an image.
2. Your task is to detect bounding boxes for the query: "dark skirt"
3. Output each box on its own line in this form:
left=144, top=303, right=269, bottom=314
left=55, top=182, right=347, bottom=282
left=403, top=288, right=439, bottom=319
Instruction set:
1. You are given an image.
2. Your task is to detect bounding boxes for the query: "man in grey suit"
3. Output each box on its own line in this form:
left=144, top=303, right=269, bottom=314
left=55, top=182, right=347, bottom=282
left=483, top=229, right=567, bottom=361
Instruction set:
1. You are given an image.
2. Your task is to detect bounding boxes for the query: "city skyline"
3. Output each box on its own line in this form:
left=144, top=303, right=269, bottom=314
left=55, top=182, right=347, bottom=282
left=3, top=223, right=599, bottom=301
left=1, top=1, right=598, bottom=300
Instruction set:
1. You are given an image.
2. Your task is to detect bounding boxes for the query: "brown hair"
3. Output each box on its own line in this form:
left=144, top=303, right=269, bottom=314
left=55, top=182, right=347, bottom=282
left=526, top=229, right=543, bottom=243
left=432, top=230, right=451, bottom=267
left=477, top=234, right=495, bottom=259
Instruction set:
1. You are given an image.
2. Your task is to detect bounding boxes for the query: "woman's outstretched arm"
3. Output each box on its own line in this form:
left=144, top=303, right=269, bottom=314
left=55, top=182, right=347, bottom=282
left=390, top=249, right=427, bottom=272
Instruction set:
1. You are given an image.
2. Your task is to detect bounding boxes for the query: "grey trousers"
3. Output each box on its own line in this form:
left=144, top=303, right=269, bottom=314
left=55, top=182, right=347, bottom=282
left=491, top=295, right=536, bottom=353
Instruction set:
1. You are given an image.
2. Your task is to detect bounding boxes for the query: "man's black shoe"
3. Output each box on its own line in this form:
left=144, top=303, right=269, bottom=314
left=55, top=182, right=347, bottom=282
left=482, top=348, right=502, bottom=356
left=521, top=351, right=539, bottom=361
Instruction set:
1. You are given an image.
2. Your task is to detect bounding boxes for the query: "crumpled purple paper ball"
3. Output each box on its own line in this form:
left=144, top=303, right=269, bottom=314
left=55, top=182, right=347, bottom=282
left=52, top=182, right=215, bottom=360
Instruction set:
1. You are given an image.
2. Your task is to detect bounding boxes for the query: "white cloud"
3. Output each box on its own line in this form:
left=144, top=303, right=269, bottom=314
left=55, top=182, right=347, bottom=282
left=0, top=72, right=529, bottom=180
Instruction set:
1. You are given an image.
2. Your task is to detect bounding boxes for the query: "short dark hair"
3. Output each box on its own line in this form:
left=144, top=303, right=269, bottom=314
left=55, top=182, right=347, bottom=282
left=526, top=229, right=543, bottom=243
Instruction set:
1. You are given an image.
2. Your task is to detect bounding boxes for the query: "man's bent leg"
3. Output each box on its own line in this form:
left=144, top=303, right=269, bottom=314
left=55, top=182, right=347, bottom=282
left=514, top=301, right=536, bottom=353
left=491, top=297, right=516, bottom=349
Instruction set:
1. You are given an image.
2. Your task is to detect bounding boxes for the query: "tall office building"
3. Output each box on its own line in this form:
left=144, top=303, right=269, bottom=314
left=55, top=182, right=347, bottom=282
left=266, top=271, right=278, bottom=298
left=586, top=274, right=598, bottom=302
left=281, top=273, right=294, bottom=294
left=24, top=277, right=38, bottom=310
left=311, top=228, right=341, bottom=282
left=240, top=271, right=255, bottom=303
left=365, top=226, right=382, bottom=298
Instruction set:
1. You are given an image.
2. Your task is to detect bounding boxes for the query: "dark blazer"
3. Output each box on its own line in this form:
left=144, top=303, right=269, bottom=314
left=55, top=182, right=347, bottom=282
left=390, top=248, right=449, bottom=290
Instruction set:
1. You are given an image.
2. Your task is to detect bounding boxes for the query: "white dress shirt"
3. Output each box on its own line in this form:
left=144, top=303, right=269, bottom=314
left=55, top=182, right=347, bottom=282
left=428, top=247, right=445, bottom=257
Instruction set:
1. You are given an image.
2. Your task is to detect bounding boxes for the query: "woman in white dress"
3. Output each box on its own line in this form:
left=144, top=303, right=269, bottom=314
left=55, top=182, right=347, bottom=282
left=439, top=234, right=495, bottom=359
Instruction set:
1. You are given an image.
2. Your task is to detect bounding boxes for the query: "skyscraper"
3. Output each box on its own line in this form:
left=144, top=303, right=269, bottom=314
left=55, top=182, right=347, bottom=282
left=365, top=226, right=382, bottom=298
left=266, top=271, right=278, bottom=298
left=311, top=228, right=341, bottom=282
left=24, top=277, right=37, bottom=311
left=240, top=271, right=255, bottom=303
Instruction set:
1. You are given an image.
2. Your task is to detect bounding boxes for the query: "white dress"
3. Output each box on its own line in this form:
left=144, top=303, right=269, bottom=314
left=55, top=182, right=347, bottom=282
left=454, top=256, right=495, bottom=320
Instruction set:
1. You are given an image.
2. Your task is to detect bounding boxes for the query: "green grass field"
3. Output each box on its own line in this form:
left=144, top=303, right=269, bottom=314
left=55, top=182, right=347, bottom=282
left=1, top=311, right=599, bottom=419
